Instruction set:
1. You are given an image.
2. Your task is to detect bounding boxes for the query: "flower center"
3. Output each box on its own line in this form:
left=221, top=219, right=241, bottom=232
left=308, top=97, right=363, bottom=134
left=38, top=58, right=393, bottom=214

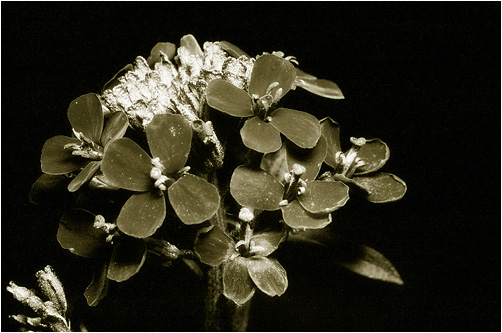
left=150, top=157, right=170, bottom=191
left=279, top=163, right=307, bottom=206
left=333, top=137, right=367, bottom=178
left=252, top=81, right=282, bottom=120
left=64, top=130, right=103, bottom=160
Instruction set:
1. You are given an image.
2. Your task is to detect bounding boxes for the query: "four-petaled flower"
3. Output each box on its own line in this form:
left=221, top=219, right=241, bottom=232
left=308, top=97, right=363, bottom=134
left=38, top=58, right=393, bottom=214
left=195, top=225, right=288, bottom=305
left=320, top=117, right=407, bottom=203
left=101, top=114, right=220, bottom=238
left=41, top=93, right=128, bottom=192
left=206, top=54, right=321, bottom=153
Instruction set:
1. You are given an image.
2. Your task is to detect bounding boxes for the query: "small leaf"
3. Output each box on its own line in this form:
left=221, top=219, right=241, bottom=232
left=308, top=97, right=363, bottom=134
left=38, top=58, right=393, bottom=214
left=146, top=114, right=192, bottom=174
left=67, top=93, right=104, bottom=144
left=180, top=34, right=203, bottom=56
left=41, top=136, right=87, bottom=174
left=295, top=68, right=317, bottom=81
left=296, top=77, right=345, bottom=99
left=338, top=245, right=403, bottom=285
left=206, top=79, right=254, bottom=117
left=269, top=108, right=321, bottom=149
left=320, top=117, right=342, bottom=168
left=57, top=209, right=107, bottom=258
left=247, top=257, right=288, bottom=297
left=281, top=200, right=332, bottom=230
left=147, top=42, right=176, bottom=67
left=223, top=256, right=256, bottom=306
left=100, top=112, right=129, bottom=147
left=352, top=172, right=407, bottom=203
left=240, top=117, right=282, bottom=153
left=230, top=166, right=283, bottom=211
left=286, top=135, right=327, bottom=181
left=117, top=191, right=166, bottom=238
left=168, top=174, right=220, bottom=225
left=354, top=139, right=390, bottom=175
left=84, top=262, right=109, bottom=306
left=29, top=174, right=70, bottom=204
left=102, top=64, right=133, bottom=92
left=108, top=238, right=147, bottom=282
left=68, top=161, right=100, bottom=192
left=195, top=226, right=236, bottom=266
left=298, top=181, right=350, bottom=214
left=219, top=41, right=250, bottom=58
left=101, top=138, right=153, bottom=191
left=249, top=54, right=296, bottom=100
left=250, top=229, right=286, bottom=257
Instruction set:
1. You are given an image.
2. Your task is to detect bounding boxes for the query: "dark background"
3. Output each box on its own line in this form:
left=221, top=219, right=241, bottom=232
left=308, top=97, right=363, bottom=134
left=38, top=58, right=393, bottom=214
left=2, top=2, right=500, bottom=331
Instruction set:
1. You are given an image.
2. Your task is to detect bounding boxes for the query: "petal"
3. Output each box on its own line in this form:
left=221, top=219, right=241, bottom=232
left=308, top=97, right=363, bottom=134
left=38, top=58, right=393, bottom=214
left=168, top=174, right=220, bottom=225
left=223, top=256, right=256, bottom=306
left=41, top=136, right=87, bottom=174
left=147, top=42, right=176, bottom=67
left=117, top=191, right=166, bottom=238
left=230, top=166, right=283, bottom=211
left=354, top=139, right=390, bottom=175
left=29, top=174, right=70, bottom=204
left=219, top=41, right=250, bottom=58
left=249, top=54, right=296, bottom=100
left=67, top=93, right=103, bottom=144
left=101, top=138, right=153, bottom=191
left=269, top=108, right=321, bottom=149
left=247, top=257, right=288, bottom=297
left=84, top=262, right=109, bottom=307
left=67, top=161, right=100, bottom=192
left=100, top=112, right=129, bottom=147
left=107, top=238, right=147, bottom=282
left=240, top=117, right=282, bottom=153
left=180, top=34, right=203, bottom=56
left=320, top=117, right=342, bottom=168
left=281, top=200, right=332, bottom=230
left=194, top=226, right=236, bottom=266
left=352, top=172, right=407, bottom=203
left=102, top=64, right=133, bottom=92
left=298, top=181, right=350, bottom=214
left=250, top=229, right=287, bottom=257
left=146, top=114, right=192, bottom=174
left=57, top=209, right=107, bottom=258
left=295, top=69, right=344, bottom=99
left=206, top=79, right=254, bottom=117
left=286, top=135, right=327, bottom=181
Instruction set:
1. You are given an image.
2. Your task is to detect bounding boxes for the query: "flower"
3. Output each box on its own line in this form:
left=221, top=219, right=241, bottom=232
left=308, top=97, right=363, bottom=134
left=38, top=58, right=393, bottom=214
left=195, top=225, right=288, bottom=305
left=100, top=113, right=220, bottom=238
left=41, top=93, right=128, bottom=192
left=206, top=54, right=321, bottom=153
left=319, top=117, right=407, bottom=203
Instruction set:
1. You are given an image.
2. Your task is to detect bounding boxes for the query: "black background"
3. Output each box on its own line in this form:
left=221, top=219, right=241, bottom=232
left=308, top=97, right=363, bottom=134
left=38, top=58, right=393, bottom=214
left=2, top=2, right=500, bottom=332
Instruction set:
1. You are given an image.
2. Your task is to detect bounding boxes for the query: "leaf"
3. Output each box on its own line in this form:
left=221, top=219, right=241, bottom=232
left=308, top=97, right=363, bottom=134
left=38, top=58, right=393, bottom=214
left=286, top=135, right=327, bottom=181
left=29, top=174, right=70, bottom=204
left=102, top=64, right=133, bottom=92
left=101, top=138, right=153, bottom=191
left=352, top=172, right=407, bottom=203
left=240, top=117, right=282, bottom=153
left=116, top=191, right=166, bottom=238
left=168, top=174, right=220, bottom=225
left=295, top=68, right=317, bottom=81
left=230, top=166, right=284, bottom=211
left=269, top=108, right=321, bottom=149
left=179, top=34, right=203, bottom=56
left=298, top=180, right=350, bottom=214
left=57, top=209, right=107, bottom=258
left=248, top=54, right=296, bottom=100
left=247, top=257, right=288, bottom=297
left=107, top=238, right=147, bottom=282
left=84, top=262, right=109, bottom=306
left=147, top=42, right=176, bottom=67
left=146, top=114, right=192, bottom=174
left=67, top=161, right=100, bottom=192
left=223, top=256, right=256, bottom=306
left=206, top=79, right=254, bottom=117
left=219, top=41, right=250, bottom=58
left=67, top=93, right=104, bottom=144
left=354, top=139, right=390, bottom=175
left=250, top=229, right=286, bottom=257
left=194, top=226, right=235, bottom=266
left=338, top=245, right=403, bottom=285
left=281, top=200, right=332, bottom=230
left=320, top=117, right=342, bottom=168
left=100, top=112, right=129, bottom=147
left=295, top=77, right=345, bottom=99
left=41, top=136, right=87, bottom=174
